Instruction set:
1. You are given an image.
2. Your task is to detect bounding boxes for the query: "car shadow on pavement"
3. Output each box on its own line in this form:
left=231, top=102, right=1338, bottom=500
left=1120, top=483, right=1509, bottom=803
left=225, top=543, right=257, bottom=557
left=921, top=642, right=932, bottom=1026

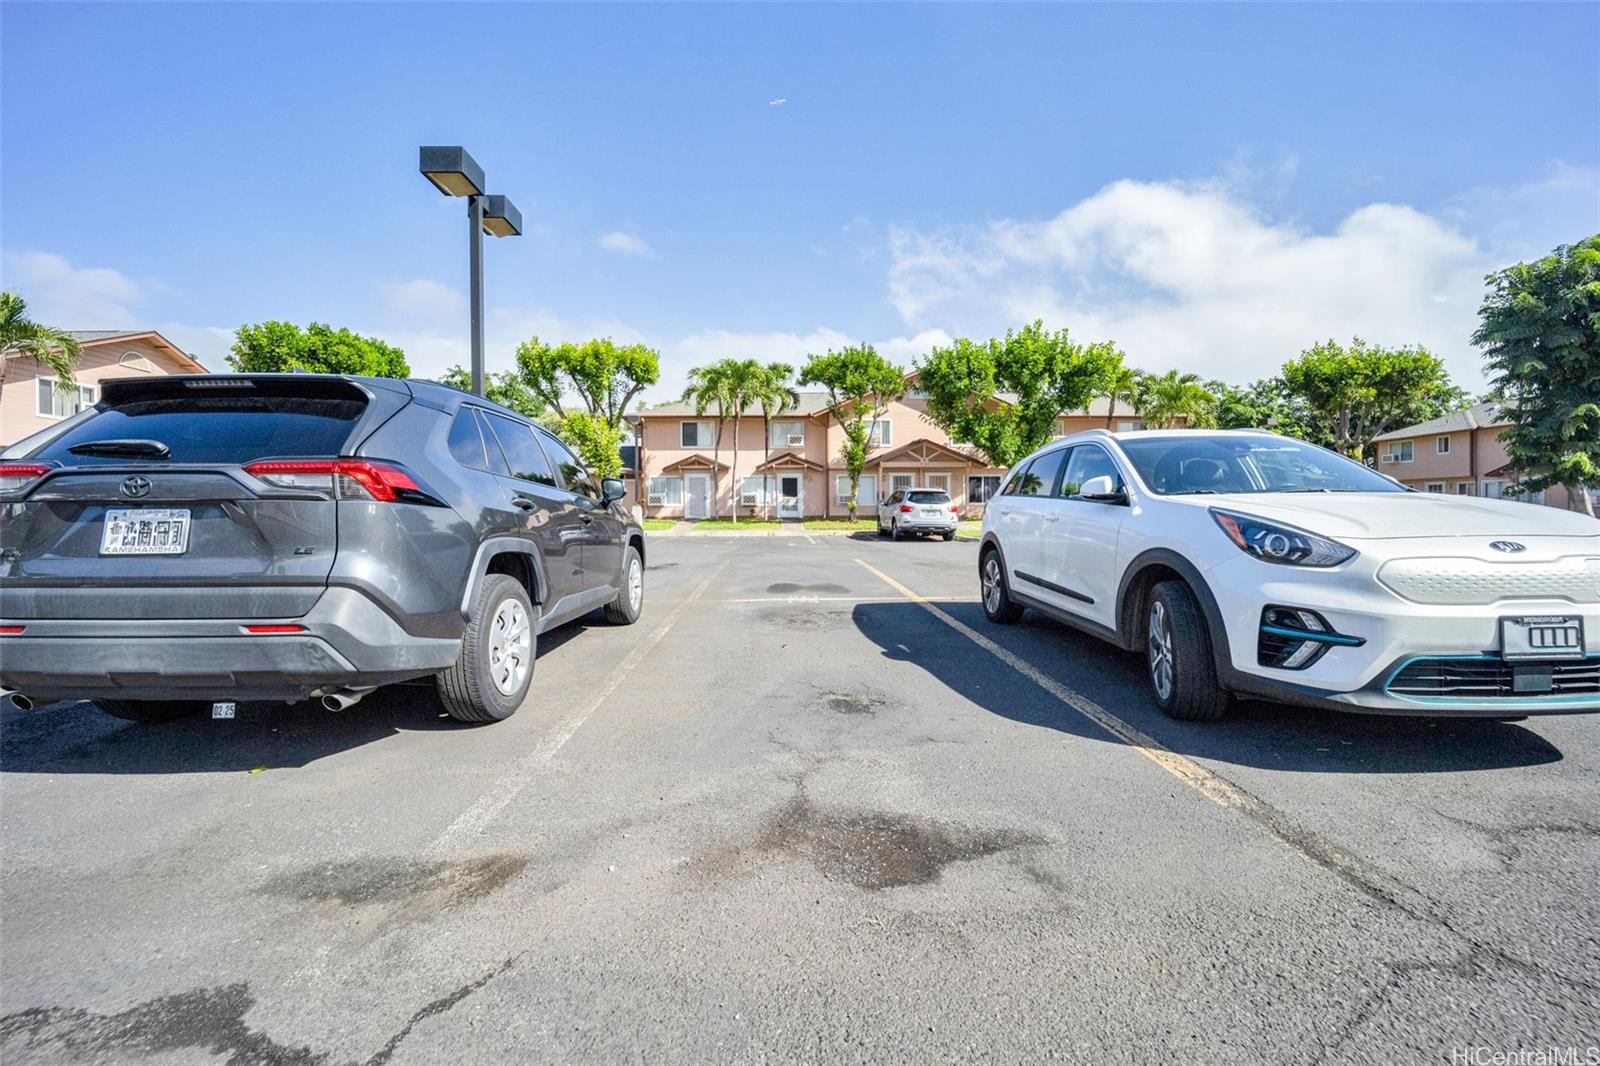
left=851, top=600, right=1564, bottom=775
left=0, top=621, right=593, bottom=776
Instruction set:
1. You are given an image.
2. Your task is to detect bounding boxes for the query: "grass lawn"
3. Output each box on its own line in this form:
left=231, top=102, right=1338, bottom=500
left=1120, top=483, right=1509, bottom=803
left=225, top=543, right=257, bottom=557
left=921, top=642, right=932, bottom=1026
left=681, top=518, right=784, bottom=530
left=640, top=518, right=680, bottom=531
left=957, top=519, right=983, bottom=536
left=801, top=517, right=877, bottom=530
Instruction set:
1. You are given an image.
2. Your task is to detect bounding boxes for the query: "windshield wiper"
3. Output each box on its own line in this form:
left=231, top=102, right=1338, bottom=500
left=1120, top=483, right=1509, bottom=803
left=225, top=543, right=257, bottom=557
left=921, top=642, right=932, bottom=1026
left=68, top=439, right=171, bottom=459
left=1167, top=489, right=1219, bottom=495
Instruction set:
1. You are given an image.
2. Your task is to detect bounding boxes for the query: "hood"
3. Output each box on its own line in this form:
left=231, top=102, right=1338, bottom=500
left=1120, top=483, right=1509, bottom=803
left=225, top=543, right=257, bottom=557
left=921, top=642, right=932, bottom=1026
left=1182, top=492, right=1600, bottom=541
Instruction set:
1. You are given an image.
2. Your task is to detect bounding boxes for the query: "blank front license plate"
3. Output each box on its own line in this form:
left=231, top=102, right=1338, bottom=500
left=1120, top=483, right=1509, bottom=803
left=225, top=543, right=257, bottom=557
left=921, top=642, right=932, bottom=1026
left=1500, top=615, right=1584, bottom=661
left=100, top=508, right=191, bottom=555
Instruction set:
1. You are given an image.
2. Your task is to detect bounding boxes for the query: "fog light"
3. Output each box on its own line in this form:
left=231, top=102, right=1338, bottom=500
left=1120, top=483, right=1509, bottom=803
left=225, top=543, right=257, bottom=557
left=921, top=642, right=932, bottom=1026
left=1257, top=606, right=1364, bottom=670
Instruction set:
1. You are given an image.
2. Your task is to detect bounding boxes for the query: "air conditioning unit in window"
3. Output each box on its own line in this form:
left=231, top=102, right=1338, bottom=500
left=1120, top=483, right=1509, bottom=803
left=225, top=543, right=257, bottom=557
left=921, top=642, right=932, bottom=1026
left=740, top=493, right=758, bottom=506
left=1381, top=454, right=1396, bottom=463
left=786, top=434, right=806, bottom=447
left=647, top=494, right=665, bottom=505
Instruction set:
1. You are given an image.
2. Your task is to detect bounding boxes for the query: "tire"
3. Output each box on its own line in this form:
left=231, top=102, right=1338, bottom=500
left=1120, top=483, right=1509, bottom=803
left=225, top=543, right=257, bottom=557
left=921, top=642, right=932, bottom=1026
left=94, top=699, right=209, bottom=723
left=942, top=531, right=955, bottom=542
left=891, top=520, right=903, bottom=542
left=436, top=573, right=536, bottom=724
left=604, top=545, right=644, bottom=625
left=979, top=547, right=1024, bottom=624
left=1146, top=580, right=1229, bottom=721
left=876, top=517, right=888, bottom=538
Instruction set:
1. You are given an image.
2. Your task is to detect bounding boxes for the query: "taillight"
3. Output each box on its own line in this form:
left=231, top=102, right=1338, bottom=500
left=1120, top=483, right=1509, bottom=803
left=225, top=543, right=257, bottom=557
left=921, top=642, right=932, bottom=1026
left=0, top=463, right=53, bottom=492
left=899, top=504, right=914, bottom=513
left=0, top=625, right=25, bottom=635
left=244, top=624, right=306, bottom=634
left=244, top=460, right=426, bottom=503
left=949, top=504, right=958, bottom=512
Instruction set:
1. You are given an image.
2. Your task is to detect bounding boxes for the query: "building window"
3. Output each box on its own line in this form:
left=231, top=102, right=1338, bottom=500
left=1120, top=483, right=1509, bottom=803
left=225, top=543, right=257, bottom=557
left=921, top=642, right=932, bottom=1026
left=925, top=473, right=950, bottom=493
left=835, top=476, right=854, bottom=504
left=906, top=386, right=929, bottom=400
left=118, top=351, right=155, bottom=373
left=36, top=377, right=96, bottom=419
left=967, top=475, right=1001, bottom=504
left=1116, top=420, right=1141, bottom=432
left=1384, top=441, right=1414, bottom=464
left=867, top=419, right=892, bottom=446
left=680, top=420, right=714, bottom=448
left=740, top=475, right=770, bottom=505
left=647, top=476, right=683, bottom=506
left=1425, top=483, right=1445, bottom=493
left=769, top=420, right=806, bottom=449
left=889, top=473, right=914, bottom=495
left=1436, top=436, right=1451, bottom=455
left=1456, top=483, right=1475, bottom=496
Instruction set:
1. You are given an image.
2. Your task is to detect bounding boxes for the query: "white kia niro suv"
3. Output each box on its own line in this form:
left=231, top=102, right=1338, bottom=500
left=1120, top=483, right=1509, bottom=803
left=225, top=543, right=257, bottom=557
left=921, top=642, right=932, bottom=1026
left=979, top=429, right=1599, bottom=720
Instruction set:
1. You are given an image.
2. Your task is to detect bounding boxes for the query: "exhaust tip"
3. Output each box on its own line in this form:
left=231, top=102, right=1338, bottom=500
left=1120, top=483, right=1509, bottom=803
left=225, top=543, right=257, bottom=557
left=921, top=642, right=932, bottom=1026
left=8, top=694, right=34, bottom=711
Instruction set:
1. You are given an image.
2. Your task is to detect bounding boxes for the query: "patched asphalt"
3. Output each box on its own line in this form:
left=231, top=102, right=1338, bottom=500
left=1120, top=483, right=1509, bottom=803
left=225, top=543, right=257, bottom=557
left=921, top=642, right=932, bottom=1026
left=2, top=535, right=1596, bottom=1064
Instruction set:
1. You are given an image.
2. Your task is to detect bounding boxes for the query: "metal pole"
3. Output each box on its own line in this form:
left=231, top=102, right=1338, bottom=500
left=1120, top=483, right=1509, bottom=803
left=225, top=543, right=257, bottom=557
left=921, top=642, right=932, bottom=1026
left=468, top=194, right=486, bottom=397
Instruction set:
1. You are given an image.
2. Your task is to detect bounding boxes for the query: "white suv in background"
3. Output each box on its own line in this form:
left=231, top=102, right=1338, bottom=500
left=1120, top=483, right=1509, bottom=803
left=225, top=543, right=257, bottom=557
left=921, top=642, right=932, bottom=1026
left=979, top=429, right=1599, bottom=720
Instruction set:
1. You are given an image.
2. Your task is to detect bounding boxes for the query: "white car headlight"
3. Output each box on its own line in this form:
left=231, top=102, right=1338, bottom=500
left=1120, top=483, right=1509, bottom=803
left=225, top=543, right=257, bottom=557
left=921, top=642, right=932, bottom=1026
left=1210, top=508, right=1356, bottom=567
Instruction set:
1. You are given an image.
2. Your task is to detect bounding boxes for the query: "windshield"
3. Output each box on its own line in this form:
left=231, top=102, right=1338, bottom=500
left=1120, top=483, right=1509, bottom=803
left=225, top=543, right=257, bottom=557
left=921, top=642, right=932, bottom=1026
left=908, top=491, right=951, bottom=504
left=1118, top=435, right=1406, bottom=495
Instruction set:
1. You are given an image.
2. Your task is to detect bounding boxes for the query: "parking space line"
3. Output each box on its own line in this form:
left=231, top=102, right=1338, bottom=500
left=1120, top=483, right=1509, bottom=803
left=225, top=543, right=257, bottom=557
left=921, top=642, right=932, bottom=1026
left=853, top=557, right=1434, bottom=915
left=429, top=571, right=718, bottom=855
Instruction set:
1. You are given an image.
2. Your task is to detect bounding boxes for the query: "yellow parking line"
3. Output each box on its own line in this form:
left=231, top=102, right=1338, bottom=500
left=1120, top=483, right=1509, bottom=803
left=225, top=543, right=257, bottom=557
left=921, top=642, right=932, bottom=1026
left=853, top=557, right=1429, bottom=911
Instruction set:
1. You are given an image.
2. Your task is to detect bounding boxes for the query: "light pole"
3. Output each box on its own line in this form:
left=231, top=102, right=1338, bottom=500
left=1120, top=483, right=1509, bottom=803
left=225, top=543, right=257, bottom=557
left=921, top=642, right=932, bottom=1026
left=419, top=147, right=522, bottom=397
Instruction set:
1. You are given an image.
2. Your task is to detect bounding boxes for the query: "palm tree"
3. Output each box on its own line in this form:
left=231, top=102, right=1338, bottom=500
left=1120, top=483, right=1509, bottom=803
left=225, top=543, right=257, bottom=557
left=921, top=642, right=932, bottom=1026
left=681, top=363, right=733, bottom=518
left=1139, top=370, right=1218, bottom=429
left=1101, top=364, right=1141, bottom=429
left=717, top=359, right=765, bottom=524
left=1, top=291, right=83, bottom=400
left=753, top=362, right=800, bottom=518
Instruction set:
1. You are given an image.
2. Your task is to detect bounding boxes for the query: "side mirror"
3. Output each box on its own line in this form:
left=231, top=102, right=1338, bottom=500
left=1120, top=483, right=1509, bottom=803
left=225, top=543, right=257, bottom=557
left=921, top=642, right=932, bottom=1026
left=1079, top=475, right=1127, bottom=503
left=600, top=477, right=626, bottom=504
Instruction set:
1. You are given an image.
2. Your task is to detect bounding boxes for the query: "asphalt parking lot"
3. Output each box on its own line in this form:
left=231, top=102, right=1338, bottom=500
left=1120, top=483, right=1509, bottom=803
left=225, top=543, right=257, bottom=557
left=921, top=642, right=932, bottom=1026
left=2, top=534, right=1597, bottom=1065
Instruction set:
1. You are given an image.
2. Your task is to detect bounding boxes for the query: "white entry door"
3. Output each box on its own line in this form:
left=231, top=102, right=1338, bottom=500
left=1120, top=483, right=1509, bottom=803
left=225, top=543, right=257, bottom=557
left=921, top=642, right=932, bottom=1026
left=778, top=475, right=802, bottom=518
left=685, top=474, right=710, bottom=519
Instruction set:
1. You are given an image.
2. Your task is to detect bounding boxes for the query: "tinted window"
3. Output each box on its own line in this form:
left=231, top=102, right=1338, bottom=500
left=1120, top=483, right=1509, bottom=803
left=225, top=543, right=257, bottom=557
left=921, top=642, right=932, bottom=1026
left=886, top=491, right=902, bottom=504
left=1118, top=435, right=1406, bottom=495
left=908, top=491, right=950, bottom=504
left=483, top=413, right=556, bottom=486
left=473, top=411, right=510, bottom=475
left=447, top=409, right=489, bottom=471
left=538, top=430, right=597, bottom=498
left=1059, top=446, right=1123, bottom=498
left=1010, top=449, right=1065, bottom=497
left=32, top=395, right=362, bottom=465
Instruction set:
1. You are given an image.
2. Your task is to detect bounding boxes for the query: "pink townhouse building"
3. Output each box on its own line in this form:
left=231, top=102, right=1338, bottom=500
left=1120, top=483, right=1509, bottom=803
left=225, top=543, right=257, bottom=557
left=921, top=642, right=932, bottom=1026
left=1370, top=402, right=1573, bottom=510
left=624, top=379, right=1147, bottom=520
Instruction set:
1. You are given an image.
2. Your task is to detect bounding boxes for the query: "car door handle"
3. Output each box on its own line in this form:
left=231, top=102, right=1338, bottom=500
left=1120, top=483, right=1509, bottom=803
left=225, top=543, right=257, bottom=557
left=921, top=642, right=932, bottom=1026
left=580, top=512, right=594, bottom=524
left=511, top=498, right=537, bottom=512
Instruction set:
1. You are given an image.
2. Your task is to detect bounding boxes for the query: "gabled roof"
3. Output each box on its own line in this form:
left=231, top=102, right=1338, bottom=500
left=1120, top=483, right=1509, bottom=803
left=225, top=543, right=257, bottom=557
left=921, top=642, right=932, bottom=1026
left=4, top=329, right=208, bottom=373
left=872, top=437, right=983, bottom=466
left=752, top=450, right=824, bottom=472
left=634, top=393, right=834, bottom=418
left=1372, top=402, right=1505, bottom=442
left=660, top=454, right=730, bottom=473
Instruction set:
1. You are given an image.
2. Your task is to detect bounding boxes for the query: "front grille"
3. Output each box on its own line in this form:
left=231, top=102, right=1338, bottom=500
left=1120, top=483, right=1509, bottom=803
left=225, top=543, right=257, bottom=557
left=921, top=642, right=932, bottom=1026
left=1377, top=556, right=1599, bottom=606
left=1387, top=657, right=1600, bottom=700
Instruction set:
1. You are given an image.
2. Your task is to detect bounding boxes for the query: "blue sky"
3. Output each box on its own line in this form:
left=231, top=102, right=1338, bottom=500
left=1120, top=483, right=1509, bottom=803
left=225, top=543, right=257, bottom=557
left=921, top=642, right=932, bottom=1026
left=3, top=2, right=1597, bottom=398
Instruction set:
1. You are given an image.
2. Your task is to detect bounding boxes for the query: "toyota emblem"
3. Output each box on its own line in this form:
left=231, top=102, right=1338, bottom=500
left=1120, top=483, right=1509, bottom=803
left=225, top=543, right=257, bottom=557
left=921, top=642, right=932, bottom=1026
left=120, top=475, right=152, bottom=499
left=1489, top=540, right=1525, bottom=553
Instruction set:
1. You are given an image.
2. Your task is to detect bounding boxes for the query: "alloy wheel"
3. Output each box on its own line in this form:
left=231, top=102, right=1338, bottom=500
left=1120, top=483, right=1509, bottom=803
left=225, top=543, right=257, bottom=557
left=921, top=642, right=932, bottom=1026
left=982, top=555, right=1003, bottom=614
left=1148, top=599, right=1174, bottom=701
left=489, top=598, right=532, bottom=696
left=627, top=555, right=643, bottom=612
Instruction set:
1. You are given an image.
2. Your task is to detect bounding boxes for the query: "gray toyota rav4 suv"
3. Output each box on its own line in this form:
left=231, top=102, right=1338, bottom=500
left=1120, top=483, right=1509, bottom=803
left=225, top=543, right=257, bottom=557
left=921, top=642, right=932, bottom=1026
left=0, top=373, right=646, bottom=724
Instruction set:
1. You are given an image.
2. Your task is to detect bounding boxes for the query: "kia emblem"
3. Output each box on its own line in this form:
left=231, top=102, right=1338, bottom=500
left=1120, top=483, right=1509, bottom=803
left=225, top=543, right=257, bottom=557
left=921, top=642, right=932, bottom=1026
left=120, top=475, right=152, bottom=499
left=1489, top=540, right=1525, bottom=553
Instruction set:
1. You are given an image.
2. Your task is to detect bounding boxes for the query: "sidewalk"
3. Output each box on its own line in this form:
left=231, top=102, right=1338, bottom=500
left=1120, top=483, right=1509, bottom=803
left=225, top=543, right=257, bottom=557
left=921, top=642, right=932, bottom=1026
left=649, top=520, right=983, bottom=541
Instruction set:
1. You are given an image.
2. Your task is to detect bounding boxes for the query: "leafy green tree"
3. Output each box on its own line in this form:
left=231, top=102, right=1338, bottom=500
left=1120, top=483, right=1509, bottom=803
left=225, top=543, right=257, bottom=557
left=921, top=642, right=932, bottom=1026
left=1473, top=235, right=1600, bottom=516
left=512, top=336, right=660, bottom=478
left=1280, top=338, right=1463, bottom=462
left=679, top=358, right=766, bottom=523
left=918, top=321, right=1123, bottom=466
left=438, top=365, right=546, bottom=420
left=1, top=290, right=83, bottom=393
left=1210, top=377, right=1333, bottom=448
left=228, top=321, right=409, bottom=377
left=799, top=344, right=907, bottom=515
left=1100, top=364, right=1142, bottom=429
left=1138, top=370, right=1218, bottom=429
left=751, top=362, right=800, bottom=518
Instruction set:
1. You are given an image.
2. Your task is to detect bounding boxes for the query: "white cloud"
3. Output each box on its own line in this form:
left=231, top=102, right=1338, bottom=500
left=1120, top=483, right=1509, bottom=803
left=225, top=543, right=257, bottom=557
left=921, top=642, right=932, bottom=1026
left=380, top=278, right=464, bottom=318
left=886, top=179, right=1516, bottom=389
left=2, top=249, right=146, bottom=326
left=378, top=307, right=649, bottom=383
left=598, top=231, right=653, bottom=257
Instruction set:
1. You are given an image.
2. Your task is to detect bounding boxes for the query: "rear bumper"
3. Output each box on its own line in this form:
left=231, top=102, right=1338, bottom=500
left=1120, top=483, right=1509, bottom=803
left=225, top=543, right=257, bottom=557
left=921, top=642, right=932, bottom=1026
left=0, top=587, right=460, bottom=702
left=891, top=515, right=958, bottom=532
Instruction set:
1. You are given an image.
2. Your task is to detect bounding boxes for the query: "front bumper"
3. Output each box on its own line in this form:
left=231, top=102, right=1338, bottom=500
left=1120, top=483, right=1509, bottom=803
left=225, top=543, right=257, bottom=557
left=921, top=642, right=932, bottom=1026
left=0, top=587, right=461, bottom=702
left=1206, top=553, right=1600, bottom=716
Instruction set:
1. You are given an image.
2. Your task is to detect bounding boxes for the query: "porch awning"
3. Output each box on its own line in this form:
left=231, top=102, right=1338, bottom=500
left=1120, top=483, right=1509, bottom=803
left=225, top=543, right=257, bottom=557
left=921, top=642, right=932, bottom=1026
left=873, top=437, right=984, bottom=466
left=661, top=454, right=730, bottom=473
left=752, top=450, right=825, bottom=472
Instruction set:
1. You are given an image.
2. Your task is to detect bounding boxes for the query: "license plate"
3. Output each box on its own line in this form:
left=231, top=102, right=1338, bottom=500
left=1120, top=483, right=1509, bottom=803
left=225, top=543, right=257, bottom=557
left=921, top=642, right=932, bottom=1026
left=920, top=508, right=943, bottom=517
left=1500, top=615, right=1585, bottom=661
left=100, top=508, right=192, bottom=555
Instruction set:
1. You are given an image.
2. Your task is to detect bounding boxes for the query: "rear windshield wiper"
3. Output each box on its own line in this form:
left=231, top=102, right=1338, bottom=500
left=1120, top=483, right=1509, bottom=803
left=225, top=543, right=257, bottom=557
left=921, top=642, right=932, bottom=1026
left=67, top=439, right=171, bottom=459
